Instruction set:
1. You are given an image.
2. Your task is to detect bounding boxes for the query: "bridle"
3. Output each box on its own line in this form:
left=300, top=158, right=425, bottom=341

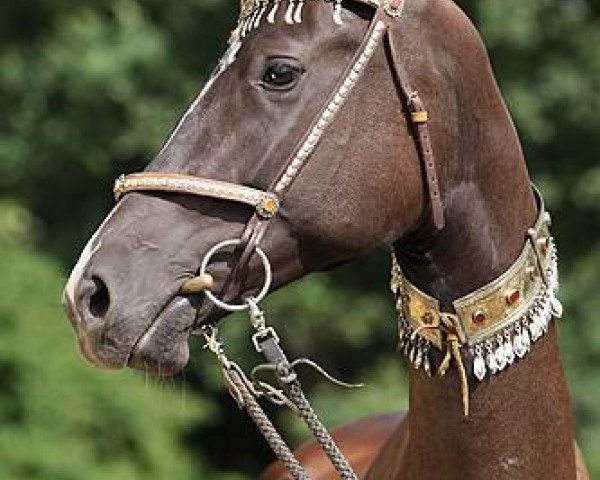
left=114, top=0, right=444, bottom=315
left=110, top=0, right=566, bottom=476
left=113, top=1, right=443, bottom=478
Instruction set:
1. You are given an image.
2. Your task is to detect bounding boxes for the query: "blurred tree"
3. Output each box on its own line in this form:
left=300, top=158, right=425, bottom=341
left=0, top=0, right=598, bottom=477
left=0, top=203, right=250, bottom=480
left=0, top=0, right=235, bottom=262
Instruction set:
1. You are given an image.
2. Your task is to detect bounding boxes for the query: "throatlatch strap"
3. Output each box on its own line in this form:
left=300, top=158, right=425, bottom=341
left=384, top=30, right=445, bottom=230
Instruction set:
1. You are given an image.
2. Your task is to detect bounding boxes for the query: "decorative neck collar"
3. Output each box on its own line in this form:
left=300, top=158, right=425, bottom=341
left=390, top=188, right=563, bottom=415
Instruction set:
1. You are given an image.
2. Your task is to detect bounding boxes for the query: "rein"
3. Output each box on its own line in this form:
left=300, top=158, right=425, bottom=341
left=112, top=1, right=445, bottom=478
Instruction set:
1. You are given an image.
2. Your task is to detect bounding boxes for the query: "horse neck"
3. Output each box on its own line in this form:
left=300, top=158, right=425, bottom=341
left=368, top=4, right=576, bottom=478
left=377, top=106, right=578, bottom=480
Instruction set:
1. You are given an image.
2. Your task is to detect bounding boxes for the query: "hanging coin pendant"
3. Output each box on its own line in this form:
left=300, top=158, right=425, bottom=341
left=522, top=326, right=531, bottom=352
left=529, top=314, right=542, bottom=342
left=514, top=332, right=526, bottom=359
left=504, top=331, right=515, bottom=365
left=474, top=350, right=487, bottom=381
left=551, top=296, right=564, bottom=319
left=415, top=347, right=423, bottom=370
left=423, top=352, right=432, bottom=377
left=496, top=347, right=507, bottom=371
left=504, top=341, right=515, bottom=365
left=495, top=335, right=507, bottom=371
left=487, top=351, right=498, bottom=375
left=409, top=344, right=417, bottom=365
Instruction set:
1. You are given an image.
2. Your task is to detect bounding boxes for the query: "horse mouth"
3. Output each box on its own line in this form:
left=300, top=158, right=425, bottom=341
left=126, top=295, right=199, bottom=376
left=63, top=287, right=200, bottom=376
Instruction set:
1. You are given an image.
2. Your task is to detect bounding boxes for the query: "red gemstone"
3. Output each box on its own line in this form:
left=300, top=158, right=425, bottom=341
left=472, top=311, right=486, bottom=326
left=506, top=290, right=521, bottom=305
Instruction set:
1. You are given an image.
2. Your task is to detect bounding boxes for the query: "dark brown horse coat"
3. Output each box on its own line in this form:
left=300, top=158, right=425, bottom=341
left=262, top=414, right=589, bottom=479
left=62, top=0, right=585, bottom=478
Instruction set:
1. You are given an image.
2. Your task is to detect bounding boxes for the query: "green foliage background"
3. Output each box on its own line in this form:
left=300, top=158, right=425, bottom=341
left=0, top=0, right=598, bottom=478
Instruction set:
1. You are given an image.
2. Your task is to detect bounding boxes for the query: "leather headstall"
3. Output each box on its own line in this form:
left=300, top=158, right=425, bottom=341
left=113, top=0, right=445, bottom=324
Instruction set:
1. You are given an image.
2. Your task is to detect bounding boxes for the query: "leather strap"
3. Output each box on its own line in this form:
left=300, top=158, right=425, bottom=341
left=212, top=15, right=390, bottom=311
left=114, top=172, right=268, bottom=207
left=383, top=29, right=445, bottom=230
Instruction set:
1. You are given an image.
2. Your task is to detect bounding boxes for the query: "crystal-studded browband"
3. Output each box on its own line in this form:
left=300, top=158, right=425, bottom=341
left=235, top=0, right=386, bottom=40
left=391, top=187, right=563, bottom=415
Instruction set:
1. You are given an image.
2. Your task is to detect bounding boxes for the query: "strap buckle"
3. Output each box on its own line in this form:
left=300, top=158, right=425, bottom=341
left=411, top=111, right=429, bottom=124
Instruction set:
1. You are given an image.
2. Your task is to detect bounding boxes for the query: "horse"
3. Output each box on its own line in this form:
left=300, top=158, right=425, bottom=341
left=62, top=0, right=589, bottom=478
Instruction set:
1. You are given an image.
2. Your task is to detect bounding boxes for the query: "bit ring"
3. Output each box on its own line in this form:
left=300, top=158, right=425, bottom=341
left=200, top=239, right=272, bottom=312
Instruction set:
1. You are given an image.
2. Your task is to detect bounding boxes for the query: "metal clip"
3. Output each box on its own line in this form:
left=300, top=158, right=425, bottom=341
left=202, top=325, right=221, bottom=354
left=252, top=327, right=280, bottom=353
left=202, top=325, right=231, bottom=368
left=247, top=298, right=266, bottom=331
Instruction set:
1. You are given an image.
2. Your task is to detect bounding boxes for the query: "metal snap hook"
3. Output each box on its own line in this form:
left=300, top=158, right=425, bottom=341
left=195, top=239, right=272, bottom=312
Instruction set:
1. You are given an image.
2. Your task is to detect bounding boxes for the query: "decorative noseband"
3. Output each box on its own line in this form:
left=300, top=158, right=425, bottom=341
left=114, top=173, right=280, bottom=219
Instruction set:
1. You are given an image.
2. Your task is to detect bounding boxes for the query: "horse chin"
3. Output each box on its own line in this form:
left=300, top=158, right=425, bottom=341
left=126, top=296, right=197, bottom=376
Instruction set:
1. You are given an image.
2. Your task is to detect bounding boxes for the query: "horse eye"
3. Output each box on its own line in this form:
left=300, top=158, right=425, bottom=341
left=261, top=60, right=304, bottom=91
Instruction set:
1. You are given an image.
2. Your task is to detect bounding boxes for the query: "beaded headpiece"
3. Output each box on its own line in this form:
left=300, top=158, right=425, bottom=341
left=234, top=0, right=345, bottom=43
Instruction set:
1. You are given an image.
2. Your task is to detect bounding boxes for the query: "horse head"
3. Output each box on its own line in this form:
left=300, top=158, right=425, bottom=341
left=61, top=0, right=508, bottom=379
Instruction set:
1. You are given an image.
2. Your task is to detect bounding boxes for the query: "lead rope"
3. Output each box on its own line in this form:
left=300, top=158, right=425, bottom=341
left=202, top=300, right=360, bottom=480
left=226, top=370, right=310, bottom=480
left=286, top=381, right=358, bottom=479
left=247, top=299, right=360, bottom=480
left=202, top=327, right=310, bottom=480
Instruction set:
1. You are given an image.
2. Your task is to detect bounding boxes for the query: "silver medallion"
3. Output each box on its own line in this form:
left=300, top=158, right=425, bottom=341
left=504, top=330, right=515, bottom=365
left=551, top=295, right=563, bottom=319
left=473, top=345, right=487, bottom=381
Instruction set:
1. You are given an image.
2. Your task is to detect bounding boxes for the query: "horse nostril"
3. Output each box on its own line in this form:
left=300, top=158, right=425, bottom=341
left=89, top=276, right=110, bottom=319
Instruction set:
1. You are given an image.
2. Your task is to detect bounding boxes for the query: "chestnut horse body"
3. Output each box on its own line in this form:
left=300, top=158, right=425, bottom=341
left=63, top=0, right=586, bottom=478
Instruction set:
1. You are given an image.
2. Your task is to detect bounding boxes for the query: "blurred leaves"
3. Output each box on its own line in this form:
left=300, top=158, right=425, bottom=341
left=0, top=0, right=598, bottom=478
left=0, top=0, right=234, bottom=261
left=0, top=234, right=226, bottom=480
